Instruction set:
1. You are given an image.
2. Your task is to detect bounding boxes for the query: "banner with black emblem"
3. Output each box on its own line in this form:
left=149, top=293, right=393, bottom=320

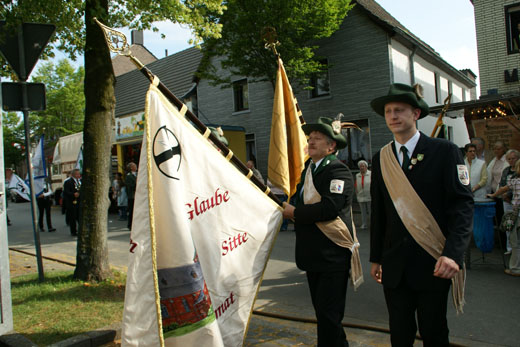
left=122, top=83, right=283, bottom=346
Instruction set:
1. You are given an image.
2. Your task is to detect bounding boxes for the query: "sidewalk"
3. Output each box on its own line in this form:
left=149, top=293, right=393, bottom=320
left=5, top=200, right=519, bottom=346
left=5, top=205, right=399, bottom=347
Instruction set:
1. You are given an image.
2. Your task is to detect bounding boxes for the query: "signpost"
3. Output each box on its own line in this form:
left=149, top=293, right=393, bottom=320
left=0, top=21, right=56, bottom=284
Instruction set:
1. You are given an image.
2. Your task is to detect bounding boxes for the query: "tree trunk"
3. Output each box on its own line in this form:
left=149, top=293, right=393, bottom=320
left=74, top=0, right=114, bottom=281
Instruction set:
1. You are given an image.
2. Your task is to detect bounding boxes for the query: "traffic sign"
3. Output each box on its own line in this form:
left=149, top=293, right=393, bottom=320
left=1, top=82, right=46, bottom=111
left=0, top=21, right=55, bottom=81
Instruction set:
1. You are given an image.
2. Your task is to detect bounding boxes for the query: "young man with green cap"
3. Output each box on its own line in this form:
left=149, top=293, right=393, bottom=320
left=283, top=117, right=356, bottom=347
left=369, top=83, right=473, bottom=345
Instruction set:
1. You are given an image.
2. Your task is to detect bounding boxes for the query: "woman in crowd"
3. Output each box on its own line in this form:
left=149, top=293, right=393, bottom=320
left=487, top=141, right=508, bottom=224
left=488, top=160, right=520, bottom=277
left=355, top=160, right=371, bottom=229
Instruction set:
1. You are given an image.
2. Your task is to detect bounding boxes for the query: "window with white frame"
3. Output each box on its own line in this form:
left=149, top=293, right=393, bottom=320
left=233, top=79, right=249, bottom=112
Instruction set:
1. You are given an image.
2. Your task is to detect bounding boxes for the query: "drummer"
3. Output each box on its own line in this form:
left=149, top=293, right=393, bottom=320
left=488, top=160, right=520, bottom=276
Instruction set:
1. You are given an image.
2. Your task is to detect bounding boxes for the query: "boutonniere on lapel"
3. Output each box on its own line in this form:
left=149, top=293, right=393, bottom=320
left=408, top=154, right=424, bottom=170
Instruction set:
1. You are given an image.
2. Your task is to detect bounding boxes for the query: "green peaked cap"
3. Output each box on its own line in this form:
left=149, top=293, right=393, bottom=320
left=302, top=117, right=347, bottom=149
left=208, top=126, right=229, bottom=146
left=370, top=83, right=429, bottom=119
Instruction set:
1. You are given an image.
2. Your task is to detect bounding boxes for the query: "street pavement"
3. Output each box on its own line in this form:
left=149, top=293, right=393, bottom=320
left=5, top=200, right=519, bottom=346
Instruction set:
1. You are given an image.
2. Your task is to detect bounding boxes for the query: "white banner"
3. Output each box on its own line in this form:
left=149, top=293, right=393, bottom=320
left=122, top=84, right=283, bottom=346
left=8, top=173, right=30, bottom=202
left=27, top=135, right=46, bottom=197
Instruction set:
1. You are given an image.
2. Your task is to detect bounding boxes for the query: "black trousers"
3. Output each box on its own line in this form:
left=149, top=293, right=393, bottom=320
left=306, top=270, right=350, bottom=347
left=67, top=203, right=80, bottom=235
left=37, top=197, right=53, bottom=230
left=383, top=278, right=451, bottom=347
left=127, top=198, right=134, bottom=229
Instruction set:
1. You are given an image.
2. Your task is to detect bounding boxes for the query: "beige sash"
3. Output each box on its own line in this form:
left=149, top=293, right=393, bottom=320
left=380, top=143, right=465, bottom=314
left=303, top=164, right=364, bottom=289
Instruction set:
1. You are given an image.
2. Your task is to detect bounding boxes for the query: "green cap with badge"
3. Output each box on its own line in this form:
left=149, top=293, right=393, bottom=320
left=208, top=126, right=229, bottom=146
left=302, top=117, right=347, bottom=149
left=370, top=83, right=429, bottom=119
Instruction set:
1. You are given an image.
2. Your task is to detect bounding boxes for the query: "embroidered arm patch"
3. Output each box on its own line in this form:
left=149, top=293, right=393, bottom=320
left=330, top=179, right=345, bottom=194
left=457, top=165, right=470, bottom=185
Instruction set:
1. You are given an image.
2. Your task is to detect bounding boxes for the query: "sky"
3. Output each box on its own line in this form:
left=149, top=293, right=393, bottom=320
left=49, top=0, right=479, bottom=86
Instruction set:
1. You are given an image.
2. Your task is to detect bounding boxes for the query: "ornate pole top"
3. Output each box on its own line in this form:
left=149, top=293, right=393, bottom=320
left=94, top=18, right=145, bottom=70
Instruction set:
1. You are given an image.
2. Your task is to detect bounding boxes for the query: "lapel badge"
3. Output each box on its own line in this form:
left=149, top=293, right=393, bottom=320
left=417, top=153, right=424, bottom=161
left=411, top=158, right=417, bottom=165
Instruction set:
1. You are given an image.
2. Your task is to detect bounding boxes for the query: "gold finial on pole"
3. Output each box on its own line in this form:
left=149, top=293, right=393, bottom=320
left=262, top=27, right=280, bottom=57
left=93, top=18, right=145, bottom=70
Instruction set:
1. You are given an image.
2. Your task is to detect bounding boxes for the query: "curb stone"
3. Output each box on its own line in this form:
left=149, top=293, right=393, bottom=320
left=48, top=323, right=122, bottom=347
left=0, top=332, right=37, bottom=347
left=0, top=323, right=121, bottom=347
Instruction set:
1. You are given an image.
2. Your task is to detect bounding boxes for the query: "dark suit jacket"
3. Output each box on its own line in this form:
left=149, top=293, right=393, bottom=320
left=369, top=133, right=473, bottom=290
left=125, top=172, right=137, bottom=200
left=294, top=155, right=354, bottom=272
left=63, top=177, right=80, bottom=209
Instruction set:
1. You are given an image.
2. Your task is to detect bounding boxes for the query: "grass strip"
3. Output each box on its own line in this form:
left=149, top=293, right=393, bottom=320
left=11, top=270, right=125, bottom=346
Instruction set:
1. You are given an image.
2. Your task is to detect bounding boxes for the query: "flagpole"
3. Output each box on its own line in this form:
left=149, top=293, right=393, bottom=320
left=94, top=19, right=282, bottom=206
left=430, top=94, right=452, bottom=138
left=264, top=35, right=307, bottom=127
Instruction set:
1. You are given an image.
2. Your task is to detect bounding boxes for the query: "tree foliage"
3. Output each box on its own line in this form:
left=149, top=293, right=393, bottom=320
left=1, top=0, right=225, bottom=281
left=198, top=0, right=353, bottom=89
left=0, top=1, right=224, bottom=78
left=2, top=112, right=25, bottom=169
left=30, top=59, right=85, bottom=143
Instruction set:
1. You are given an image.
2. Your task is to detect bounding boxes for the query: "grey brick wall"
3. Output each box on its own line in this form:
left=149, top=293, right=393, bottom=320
left=473, top=0, right=520, bottom=95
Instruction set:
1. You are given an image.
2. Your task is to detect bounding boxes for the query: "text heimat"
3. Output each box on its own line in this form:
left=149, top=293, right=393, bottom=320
left=215, top=292, right=236, bottom=319
left=222, top=232, right=248, bottom=256
left=186, top=188, right=230, bottom=220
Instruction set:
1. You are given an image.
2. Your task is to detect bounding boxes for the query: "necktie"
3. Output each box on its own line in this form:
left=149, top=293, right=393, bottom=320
left=401, top=146, right=410, bottom=170
left=311, top=162, right=317, bottom=172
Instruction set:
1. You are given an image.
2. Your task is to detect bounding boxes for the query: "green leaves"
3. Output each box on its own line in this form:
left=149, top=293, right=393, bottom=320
left=198, top=0, right=353, bottom=89
left=30, top=59, right=85, bottom=143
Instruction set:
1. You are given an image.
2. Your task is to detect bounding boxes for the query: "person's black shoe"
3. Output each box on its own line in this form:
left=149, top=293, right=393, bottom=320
left=39, top=229, right=45, bottom=232
left=49, top=228, right=56, bottom=232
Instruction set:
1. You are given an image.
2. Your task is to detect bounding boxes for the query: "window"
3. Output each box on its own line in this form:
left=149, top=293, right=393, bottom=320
left=506, top=4, right=520, bottom=54
left=233, top=79, right=249, bottom=112
left=434, top=73, right=440, bottom=104
left=336, top=119, right=371, bottom=170
left=310, top=59, right=330, bottom=98
left=245, top=133, right=257, bottom=164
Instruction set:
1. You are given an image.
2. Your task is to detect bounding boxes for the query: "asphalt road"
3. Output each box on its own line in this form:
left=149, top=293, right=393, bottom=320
left=5, top=201, right=519, bottom=346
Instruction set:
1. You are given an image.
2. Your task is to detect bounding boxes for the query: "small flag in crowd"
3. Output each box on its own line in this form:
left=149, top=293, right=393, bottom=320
left=26, top=135, right=47, bottom=197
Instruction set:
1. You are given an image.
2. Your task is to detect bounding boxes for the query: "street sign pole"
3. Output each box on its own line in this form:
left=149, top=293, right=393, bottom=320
left=17, top=27, right=45, bottom=283
left=0, top=21, right=56, bottom=283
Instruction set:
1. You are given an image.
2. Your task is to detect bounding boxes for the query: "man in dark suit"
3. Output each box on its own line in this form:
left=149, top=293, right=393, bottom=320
left=63, top=169, right=82, bottom=236
left=283, top=117, right=354, bottom=347
left=125, top=162, right=137, bottom=230
left=369, top=83, right=473, bottom=346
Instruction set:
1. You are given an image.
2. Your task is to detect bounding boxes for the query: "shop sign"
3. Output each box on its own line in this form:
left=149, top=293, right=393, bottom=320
left=116, top=112, right=145, bottom=141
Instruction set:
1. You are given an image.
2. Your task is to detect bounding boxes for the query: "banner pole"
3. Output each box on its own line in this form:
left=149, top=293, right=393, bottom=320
left=94, top=19, right=282, bottom=206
